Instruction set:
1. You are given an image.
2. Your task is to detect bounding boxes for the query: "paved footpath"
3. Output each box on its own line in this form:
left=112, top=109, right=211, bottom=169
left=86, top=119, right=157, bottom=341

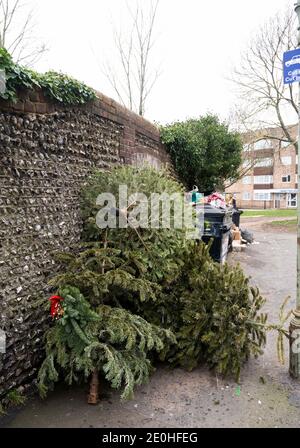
left=2, top=229, right=300, bottom=428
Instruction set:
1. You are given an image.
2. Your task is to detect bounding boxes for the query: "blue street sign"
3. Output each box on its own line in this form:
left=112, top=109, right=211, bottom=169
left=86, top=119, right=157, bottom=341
left=283, top=48, right=300, bottom=84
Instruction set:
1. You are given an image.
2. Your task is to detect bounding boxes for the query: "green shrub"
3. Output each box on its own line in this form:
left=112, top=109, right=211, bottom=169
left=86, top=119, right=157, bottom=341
left=6, top=389, right=26, bottom=407
left=160, top=115, right=243, bottom=193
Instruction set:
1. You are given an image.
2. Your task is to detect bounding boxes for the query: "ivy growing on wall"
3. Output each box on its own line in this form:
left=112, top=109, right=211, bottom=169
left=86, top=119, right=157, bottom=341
left=0, top=48, right=96, bottom=105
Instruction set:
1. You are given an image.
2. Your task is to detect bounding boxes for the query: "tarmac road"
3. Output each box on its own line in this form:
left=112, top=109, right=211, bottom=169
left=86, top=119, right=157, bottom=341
left=1, top=226, right=300, bottom=428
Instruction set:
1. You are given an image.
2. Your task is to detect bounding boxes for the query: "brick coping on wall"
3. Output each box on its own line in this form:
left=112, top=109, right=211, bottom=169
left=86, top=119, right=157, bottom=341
left=0, top=87, right=171, bottom=170
left=0, top=87, right=161, bottom=143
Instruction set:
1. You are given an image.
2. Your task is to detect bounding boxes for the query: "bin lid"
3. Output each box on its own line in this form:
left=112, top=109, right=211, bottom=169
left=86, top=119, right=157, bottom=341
left=232, top=208, right=243, bottom=215
left=204, top=204, right=233, bottom=218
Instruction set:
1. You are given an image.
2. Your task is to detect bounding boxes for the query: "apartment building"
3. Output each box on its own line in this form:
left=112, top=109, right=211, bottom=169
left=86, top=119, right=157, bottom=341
left=226, top=125, right=298, bottom=209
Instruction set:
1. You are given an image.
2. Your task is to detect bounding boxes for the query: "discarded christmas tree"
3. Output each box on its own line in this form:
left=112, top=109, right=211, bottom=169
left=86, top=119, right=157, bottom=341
left=165, top=243, right=267, bottom=380
left=38, top=286, right=175, bottom=400
left=38, top=166, right=268, bottom=400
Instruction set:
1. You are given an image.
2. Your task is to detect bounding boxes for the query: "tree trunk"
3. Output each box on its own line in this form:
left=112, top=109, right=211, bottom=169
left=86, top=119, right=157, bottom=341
left=87, top=368, right=99, bottom=404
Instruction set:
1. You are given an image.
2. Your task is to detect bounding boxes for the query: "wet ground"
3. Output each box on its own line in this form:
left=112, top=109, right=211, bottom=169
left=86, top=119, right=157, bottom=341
left=1, top=222, right=300, bottom=428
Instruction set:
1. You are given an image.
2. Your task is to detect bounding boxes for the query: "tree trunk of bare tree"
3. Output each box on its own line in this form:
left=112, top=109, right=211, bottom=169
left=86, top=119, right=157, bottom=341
left=0, top=0, right=47, bottom=66
left=100, top=0, right=160, bottom=116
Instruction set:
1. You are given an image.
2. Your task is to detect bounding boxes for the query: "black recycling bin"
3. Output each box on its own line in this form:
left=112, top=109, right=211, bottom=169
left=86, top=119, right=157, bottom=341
left=201, top=204, right=233, bottom=264
left=232, top=208, right=243, bottom=227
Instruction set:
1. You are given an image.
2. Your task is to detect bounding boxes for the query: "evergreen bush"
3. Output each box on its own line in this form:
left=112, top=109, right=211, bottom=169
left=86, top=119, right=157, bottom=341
left=160, top=115, right=243, bottom=193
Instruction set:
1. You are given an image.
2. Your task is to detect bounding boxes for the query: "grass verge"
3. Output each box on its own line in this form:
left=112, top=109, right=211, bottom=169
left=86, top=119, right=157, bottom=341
left=269, top=219, right=297, bottom=227
left=242, top=209, right=297, bottom=218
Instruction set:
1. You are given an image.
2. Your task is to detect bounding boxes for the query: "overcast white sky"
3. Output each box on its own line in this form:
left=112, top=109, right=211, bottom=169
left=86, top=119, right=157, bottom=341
left=29, top=0, right=290, bottom=124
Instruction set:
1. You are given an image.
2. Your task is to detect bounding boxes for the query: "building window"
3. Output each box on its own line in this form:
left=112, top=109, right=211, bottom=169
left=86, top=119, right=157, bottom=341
left=253, top=139, right=272, bottom=150
left=287, top=193, right=297, bottom=208
left=242, top=176, right=252, bottom=184
left=281, top=156, right=292, bottom=166
left=253, top=175, right=273, bottom=184
left=255, top=158, right=273, bottom=167
left=242, top=192, right=251, bottom=200
left=280, top=140, right=290, bottom=149
left=254, top=192, right=271, bottom=201
left=282, top=174, right=291, bottom=183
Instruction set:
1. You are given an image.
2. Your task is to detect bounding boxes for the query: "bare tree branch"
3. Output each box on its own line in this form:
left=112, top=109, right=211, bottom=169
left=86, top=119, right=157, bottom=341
left=0, top=0, right=47, bottom=66
left=230, top=6, right=298, bottom=150
left=100, top=0, right=161, bottom=116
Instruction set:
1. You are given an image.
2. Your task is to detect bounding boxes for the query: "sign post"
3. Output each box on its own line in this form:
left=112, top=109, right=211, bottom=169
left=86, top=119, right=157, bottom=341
left=283, top=48, right=300, bottom=84
left=286, top=0, right=300, bottom=379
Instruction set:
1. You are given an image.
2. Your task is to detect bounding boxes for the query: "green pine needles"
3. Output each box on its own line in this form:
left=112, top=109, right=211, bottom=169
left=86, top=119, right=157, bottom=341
left=38, top=166, right=270, bottom=400
left=167, top=244, right=267, bottom=379
left=38, top=286, right=175, bottom=400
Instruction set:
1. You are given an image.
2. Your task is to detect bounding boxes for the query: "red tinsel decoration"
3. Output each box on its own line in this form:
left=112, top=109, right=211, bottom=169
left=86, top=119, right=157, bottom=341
left=49, top=295, right=64, bottom=318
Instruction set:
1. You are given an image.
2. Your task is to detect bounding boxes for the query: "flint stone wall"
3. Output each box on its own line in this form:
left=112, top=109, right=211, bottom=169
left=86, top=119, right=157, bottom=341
left=0, top=88, right=171, bottom=399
